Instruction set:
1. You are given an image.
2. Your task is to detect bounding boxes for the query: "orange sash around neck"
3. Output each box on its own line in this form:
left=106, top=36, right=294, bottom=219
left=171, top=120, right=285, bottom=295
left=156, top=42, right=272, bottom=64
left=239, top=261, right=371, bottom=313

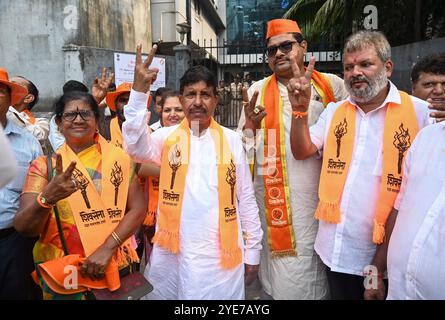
left=110, top=117, right=158, bottom=227
left=143, top=176, right=159, bottom=227
left=23, top=109, right=37, bottom=124
left=154, top=118, right=242, bottom=269
left=58, top=135, right=132, bottom=256
left=316, top=91, right=419, bottom=244
left=311, top=70, right=335, bottom=107
left=110, top=117, right=123, bottom=149
left=260, top=75, right=297, bottom=257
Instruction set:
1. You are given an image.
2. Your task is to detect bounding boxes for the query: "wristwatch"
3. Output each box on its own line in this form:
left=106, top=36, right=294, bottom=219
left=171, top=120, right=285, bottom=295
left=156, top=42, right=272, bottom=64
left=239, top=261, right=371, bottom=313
left=37, top=192, right=55, bottom=209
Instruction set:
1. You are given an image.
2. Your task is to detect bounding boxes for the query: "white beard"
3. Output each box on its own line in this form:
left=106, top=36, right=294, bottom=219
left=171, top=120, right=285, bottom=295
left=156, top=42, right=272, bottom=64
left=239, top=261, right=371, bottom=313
left=346, top=68, right=388, bottom=103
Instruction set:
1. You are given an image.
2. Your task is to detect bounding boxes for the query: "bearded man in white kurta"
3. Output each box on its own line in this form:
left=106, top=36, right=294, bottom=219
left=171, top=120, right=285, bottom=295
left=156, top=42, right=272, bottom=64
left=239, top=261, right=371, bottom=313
left=122, top=46, right=263, bottom=300
left=238, top=19, right=348, bottom=300
left=289, top=31, right=433, bottom=300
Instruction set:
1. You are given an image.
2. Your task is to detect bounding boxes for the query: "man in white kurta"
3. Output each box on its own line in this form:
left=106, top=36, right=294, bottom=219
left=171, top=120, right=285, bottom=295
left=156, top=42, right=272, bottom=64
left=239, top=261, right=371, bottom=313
left=237, top=19, right=348, bottom=300
left=122, top=57, right=263, bottom=299
left=289, top=30, right=434, bottom=299
left=386, top=122, right=445, bottom=299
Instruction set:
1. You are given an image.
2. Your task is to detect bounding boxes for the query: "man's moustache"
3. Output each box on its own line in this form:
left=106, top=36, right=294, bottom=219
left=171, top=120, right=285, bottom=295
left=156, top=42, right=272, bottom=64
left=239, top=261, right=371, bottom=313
left=189, top=108, right=208, bottom=114
left=350, top=76, right=370, bottom=85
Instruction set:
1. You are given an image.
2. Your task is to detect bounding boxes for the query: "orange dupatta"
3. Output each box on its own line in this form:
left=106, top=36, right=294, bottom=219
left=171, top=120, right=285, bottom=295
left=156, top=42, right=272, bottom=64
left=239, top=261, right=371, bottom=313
left=154, top=118, right=242, bottom=269
left=315, top=91, right=419, bottom=244
left=36, top=136, right=137, bottom=294
left=57, top=135, right=134, bottom=258
left=110, top=117, right=123, bottom=148
left=143, top=176, right=159, bottom=226
left=23, top=109, right=37, bottom=124
left=260, top=75, right=297, bottom=257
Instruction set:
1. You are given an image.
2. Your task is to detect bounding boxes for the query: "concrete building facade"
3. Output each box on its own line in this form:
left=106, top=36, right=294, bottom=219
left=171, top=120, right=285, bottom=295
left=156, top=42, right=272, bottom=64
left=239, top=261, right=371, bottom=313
left=0, top=0, right=152, bottom=111
left=151, top=0, right=226, bottom=54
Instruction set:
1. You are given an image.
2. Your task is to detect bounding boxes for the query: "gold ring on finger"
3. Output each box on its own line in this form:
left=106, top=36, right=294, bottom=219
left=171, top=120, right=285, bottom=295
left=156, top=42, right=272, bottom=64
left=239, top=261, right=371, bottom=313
left=253, top=107, right=261, bottom=115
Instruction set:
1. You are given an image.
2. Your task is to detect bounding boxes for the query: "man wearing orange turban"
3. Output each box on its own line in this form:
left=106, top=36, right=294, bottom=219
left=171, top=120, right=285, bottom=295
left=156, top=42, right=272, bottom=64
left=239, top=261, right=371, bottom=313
left=237, top=19, right=348, bottom=300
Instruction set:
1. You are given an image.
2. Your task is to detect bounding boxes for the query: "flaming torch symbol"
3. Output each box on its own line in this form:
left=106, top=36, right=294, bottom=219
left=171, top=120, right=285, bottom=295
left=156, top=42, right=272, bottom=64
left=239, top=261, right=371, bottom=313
left=72, top=168, right=91, bottom=209
left=334, top=118, right=348, bottom=158
left=110, top=161, right=124, bottom=206
left=393, top=123, right=411, bottom=174
left=168, top=144, right=182, bottom=190
left=225, top=159, right=236, bottom=205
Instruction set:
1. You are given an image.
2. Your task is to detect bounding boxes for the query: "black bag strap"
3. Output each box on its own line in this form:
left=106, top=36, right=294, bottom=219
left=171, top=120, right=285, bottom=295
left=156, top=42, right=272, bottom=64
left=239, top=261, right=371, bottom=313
left=47, top=154, right=69, bottom=256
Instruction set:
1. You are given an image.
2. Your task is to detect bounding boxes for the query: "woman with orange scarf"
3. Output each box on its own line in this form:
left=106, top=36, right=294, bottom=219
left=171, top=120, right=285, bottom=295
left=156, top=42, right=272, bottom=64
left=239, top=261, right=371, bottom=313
left=14, top=91, right=146, bottom=300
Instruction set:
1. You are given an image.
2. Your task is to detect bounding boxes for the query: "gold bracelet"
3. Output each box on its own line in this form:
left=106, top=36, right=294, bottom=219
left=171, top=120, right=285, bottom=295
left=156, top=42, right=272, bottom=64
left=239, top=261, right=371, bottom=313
left=111, top=231, right=123, bottom=247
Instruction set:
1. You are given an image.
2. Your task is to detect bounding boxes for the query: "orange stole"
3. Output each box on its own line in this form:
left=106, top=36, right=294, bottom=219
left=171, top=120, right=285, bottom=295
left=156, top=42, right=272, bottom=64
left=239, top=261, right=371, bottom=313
left=110, top=117, right=123, bottom=148
left=311, top=70, right=335, bottom=107
left=23, top=109, right=37, bottom=124
left=316, top=91, right=419, bottom=244
left=36, top=255, right=120, bottom=295
left=261, top=75, right=296, bottom=257
left=154, top=118, right=242, bottom=269
left=57, top=136, right=132, bottom=257
left=143, top=176, right=159, bottom=226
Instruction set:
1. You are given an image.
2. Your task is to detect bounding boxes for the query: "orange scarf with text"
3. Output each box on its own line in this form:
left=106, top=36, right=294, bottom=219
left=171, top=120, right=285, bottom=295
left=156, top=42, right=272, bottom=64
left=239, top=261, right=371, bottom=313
left=316, top=91, right=419, bottom=244
left=154, top=118, right=242, bottom=269
left=110, top=117, right=123, bottom=149
left=143, top=176, right=159, bottom=226
left=58, top=136, right=133, bottom=258
left=110, top=117, right=157, bottom=227
left=260, top=74, right=297, bottom=257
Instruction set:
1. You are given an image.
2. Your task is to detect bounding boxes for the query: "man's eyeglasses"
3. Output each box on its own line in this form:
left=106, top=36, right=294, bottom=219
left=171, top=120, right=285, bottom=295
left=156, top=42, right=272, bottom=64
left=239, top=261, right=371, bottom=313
left=61, top=109, right=95, bottom=122
left=266, top=41, right=298, bottom=57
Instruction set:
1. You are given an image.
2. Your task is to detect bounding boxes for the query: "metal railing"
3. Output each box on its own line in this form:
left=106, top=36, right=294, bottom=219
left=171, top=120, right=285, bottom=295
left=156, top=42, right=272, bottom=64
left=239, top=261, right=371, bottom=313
left=190, top=39, right=268, bottom=128
left=190, top=39, right=343, bottom=128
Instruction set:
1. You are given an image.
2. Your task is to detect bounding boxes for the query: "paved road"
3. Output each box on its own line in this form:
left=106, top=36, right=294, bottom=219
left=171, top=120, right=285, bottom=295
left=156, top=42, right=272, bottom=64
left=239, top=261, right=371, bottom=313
left=245, top=277, right=273, bottom=300
left=141, top=250, right=272, bottom=300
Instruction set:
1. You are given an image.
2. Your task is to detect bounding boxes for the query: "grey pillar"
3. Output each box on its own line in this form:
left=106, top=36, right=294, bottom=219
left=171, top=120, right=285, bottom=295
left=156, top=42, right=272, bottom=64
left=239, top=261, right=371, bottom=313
left=62, top=44, right=84, bottom=84
left=173, top=44, right=191, bottom=90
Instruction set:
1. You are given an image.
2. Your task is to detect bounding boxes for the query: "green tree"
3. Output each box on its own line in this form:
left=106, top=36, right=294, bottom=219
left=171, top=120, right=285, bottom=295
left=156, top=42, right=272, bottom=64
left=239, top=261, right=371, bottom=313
left=283, top=0, right=445, bottom=46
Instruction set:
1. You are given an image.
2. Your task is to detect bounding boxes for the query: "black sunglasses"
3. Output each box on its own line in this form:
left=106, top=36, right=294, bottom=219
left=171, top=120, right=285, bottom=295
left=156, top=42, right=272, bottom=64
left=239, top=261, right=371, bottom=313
left=266, top=41, right=298, bottom=57
left=62, top=109, right=95, bottom=122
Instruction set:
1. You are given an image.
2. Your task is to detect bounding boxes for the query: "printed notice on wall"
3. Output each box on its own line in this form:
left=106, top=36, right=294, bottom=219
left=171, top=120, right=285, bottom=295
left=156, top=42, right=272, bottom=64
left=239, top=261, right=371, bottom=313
left=114, top=52, right=166, bottom=91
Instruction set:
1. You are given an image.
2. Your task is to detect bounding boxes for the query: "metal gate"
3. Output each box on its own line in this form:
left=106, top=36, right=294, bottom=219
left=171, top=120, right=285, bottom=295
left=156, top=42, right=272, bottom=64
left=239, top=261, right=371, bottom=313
left=191, top=39, right=270, bottom=129
left=190, top=39, right=343, bottom=129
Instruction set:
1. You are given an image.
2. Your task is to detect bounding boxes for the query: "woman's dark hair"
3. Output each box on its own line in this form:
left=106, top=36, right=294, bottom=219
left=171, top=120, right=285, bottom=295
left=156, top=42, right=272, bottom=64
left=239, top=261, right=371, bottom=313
left=54, top=91, right=100, bottom=121
left=411, top=53, right=445, bottom=84
left=179, top=65, right=217, bottom=95
left=63, top=80, right=89, bottom=94
left=154, top=87, right=170, bottom=100
left=159, top=89, right=180, bottom=109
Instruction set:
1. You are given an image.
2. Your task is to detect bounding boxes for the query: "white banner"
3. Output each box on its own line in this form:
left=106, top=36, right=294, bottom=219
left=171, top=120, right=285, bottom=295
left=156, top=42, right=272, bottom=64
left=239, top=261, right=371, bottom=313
left=114, top=52, right=166, bottom=91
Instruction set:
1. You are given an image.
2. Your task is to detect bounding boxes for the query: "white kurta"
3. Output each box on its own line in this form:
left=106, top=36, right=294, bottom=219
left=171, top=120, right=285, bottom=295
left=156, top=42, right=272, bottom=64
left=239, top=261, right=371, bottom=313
left=123, top=90, right=263, bottom=300
left=310, top=82, right=433, bottom=277
left=238, top=73, right=348, bottom=300
left=387, top=122, right=445, bottom=299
